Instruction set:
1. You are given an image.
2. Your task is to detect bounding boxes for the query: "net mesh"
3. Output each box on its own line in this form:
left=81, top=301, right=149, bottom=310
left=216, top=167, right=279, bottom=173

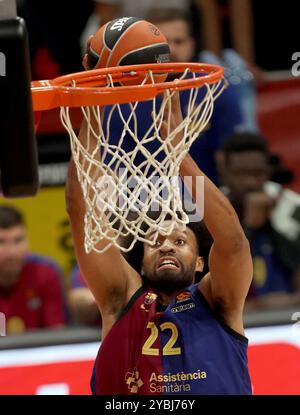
left=61, top=68, right=226, bottom=253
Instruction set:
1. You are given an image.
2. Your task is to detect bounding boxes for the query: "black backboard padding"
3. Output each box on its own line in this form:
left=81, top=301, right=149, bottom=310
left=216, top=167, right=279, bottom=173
left=0, top=17, right=39, bottom=197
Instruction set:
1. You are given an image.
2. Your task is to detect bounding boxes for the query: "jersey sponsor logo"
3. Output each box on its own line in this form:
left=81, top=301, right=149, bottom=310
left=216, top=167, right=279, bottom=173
left=149, top=370, right=207, bottom=393
left=171, top=303, right=195, bottom=313
left=125, top=367, right=208, bottom=394
left=125, top=368, right=144, bottom=393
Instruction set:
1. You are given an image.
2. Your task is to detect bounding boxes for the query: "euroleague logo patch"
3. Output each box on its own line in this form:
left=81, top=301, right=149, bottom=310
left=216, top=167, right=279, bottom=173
left=176, top=291, right=192, bottom=303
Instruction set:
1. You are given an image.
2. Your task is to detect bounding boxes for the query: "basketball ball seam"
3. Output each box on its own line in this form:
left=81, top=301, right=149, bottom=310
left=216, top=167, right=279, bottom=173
left=95, top=22, right=111, bottom=66
left=102, top=22, right=111, bottom=51
left=117, top=43, right=169, bottom=66
left=88, top=22, right=110, bottom=68
left=89, top=45, right=102, bottom=60
left=106, top=20, right=142, bottom=68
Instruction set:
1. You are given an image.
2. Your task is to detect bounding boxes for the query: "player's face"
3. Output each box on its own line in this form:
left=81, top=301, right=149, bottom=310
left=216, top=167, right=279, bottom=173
left=224, top=151, right=270, bottom=200
left=0, top=225, right=29, bottom=288
left=142, top=222, right=202, bottom=294
left=155, top=20, right=195, bottom=62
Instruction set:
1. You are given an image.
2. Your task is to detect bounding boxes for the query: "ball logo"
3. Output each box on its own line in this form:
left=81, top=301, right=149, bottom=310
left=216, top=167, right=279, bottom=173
left=148, top=25, right=160, bottom=36
left=110, top=17, right=132, bottom=32
left=155, top=53, right=170, bottom=63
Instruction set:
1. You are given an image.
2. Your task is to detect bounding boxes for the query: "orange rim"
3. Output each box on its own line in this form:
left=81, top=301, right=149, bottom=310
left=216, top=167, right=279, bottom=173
left=31, top=62, right=224, bottom=111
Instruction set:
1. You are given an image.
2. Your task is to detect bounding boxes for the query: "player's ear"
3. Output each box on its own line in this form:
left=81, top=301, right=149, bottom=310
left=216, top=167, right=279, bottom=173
left=195, top=256, right=204, bottom=272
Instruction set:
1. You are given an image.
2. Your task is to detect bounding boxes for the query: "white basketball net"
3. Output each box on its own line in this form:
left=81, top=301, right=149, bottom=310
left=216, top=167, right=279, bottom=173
left=61, top=68, right=226, bottom=253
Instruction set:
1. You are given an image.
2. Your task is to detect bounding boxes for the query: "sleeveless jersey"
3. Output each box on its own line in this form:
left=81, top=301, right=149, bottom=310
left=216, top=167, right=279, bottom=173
left=91, top=284, right=251, bottom=395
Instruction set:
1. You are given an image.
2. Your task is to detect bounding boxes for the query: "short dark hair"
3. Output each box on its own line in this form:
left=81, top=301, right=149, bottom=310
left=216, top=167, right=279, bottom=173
left=223, top=132, right=270, bottom=165
left=0, top=205, right=25, bottom=229
left=145, top=7, right=194, bottom=36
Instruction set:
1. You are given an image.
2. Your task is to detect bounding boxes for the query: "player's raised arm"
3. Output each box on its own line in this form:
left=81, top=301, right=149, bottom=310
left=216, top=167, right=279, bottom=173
left=164, top=92, right=252, bottom=334
left=65, top=117, right=141, bottom=331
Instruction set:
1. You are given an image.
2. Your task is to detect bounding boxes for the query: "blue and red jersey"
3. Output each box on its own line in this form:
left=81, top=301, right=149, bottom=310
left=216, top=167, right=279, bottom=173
left=91, top=283, right=251, bottom=395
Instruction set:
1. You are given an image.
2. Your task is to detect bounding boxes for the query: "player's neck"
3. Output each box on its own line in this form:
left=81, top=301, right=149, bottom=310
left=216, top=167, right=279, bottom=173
left=157, top=291, right=178, bottom=307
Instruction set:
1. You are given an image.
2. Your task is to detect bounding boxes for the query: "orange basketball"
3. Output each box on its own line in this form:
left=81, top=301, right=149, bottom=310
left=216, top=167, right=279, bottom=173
left=87, top=17, right=170, bottom=85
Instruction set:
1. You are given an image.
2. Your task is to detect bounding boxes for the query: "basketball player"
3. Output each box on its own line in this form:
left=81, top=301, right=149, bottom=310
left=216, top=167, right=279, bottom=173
left=66, top=76, right=253, bottom=393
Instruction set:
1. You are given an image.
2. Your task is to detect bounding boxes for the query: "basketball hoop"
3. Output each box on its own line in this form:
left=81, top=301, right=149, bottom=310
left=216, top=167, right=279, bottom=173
left=31, top=62, right=226, bottom=253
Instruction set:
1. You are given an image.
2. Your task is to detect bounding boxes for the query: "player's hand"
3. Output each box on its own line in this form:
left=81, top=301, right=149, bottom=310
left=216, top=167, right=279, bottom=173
left=243, top=191, right=276, bottom=228
left=82, top=35, right=94, bottom=71
left=159, top=88, right=184, bottom=150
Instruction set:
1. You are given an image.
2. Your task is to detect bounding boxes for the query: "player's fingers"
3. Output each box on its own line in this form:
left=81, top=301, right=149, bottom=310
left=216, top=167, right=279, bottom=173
left=160, top=120, right=168, bottom=140
left=82, top=54, right=89, bottom=70
left=83, top=36, right=94, bottom=70
left=152, top=111, right=168, bottom=140
left=171, top=88, right=183, bottom=125
left=172, top=87, right=181, bottom=113
left=86, top=35, right=94, bottom=55
left=162, top=93, right=172, bottom=124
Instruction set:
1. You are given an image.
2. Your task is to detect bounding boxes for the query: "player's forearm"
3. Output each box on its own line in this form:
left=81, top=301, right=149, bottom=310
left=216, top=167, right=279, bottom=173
left=65, top=157, right=85, bottom=217
left=180, top=153, right=246, bottom=249
left=66, top=117, right=120, bottom=254
left=196, top=0, right=222, bottom=56
left=229, top=0, right=255, bottom=64
left=66, top=117, right=101, bottom=216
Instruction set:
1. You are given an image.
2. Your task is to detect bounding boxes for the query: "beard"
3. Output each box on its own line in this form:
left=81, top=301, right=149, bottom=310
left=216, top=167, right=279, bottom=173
left=142, top=262, right=195, bottom=296
left=0, top=261, right=23, bottom=288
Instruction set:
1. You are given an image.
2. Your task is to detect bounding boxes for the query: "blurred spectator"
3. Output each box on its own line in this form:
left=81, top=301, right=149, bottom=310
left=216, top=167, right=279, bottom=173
left=68, top=266, right=101, bottom=326
left=0, top=205, right=67, bottom=334
left=94, top=0, right=189, bottom=17
left=196, top=0, right=265, bottom=84
left=198, top=0, right=299, bottom=73
left=218, top=132, right=300, bottom=311
left=191, top=0, right=259, bottom=132
left=143, top=7, right=244, bottom=184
